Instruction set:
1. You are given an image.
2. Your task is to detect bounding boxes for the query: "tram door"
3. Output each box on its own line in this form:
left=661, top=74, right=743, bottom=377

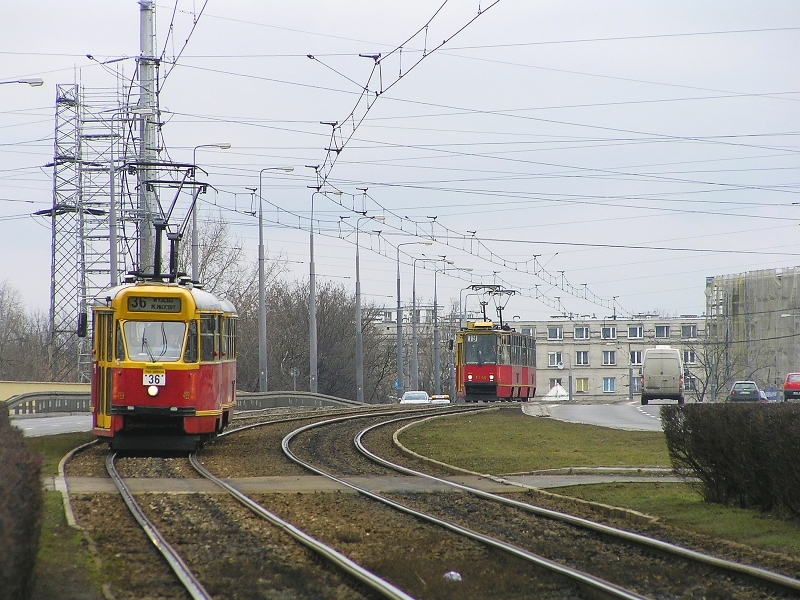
left=93, top=311, right=114, bottom=430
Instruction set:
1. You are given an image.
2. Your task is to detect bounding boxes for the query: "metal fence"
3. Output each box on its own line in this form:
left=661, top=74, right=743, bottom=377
left=6, top=389, right=361, bottom=416
left=7, top=392, right=91, bottom=415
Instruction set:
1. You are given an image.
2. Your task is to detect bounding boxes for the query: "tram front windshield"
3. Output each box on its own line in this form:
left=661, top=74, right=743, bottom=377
left=123, top=321, right=186, bottom=362
left=464, top=333, right=497, bottom=365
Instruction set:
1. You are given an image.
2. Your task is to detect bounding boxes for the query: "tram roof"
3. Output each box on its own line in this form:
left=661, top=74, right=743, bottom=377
left=92, top=282, right=237, bottom=315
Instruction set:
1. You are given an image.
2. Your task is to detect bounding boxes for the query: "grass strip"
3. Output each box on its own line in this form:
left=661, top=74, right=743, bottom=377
left=24, top=432, right=95, bottom=476
left=21, top=432, right=103, bottom=599
left=29, top=490, right=104, bottom=599
left=398, top=408, right=671, bottom=473
left=553, top=482, right=800, bottom=556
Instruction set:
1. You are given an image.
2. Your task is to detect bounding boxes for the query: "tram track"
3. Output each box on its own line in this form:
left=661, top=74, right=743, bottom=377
left=357, top=413, right=800, bottom=597
left=284, top=408, right=800, bottom=599
left=62, top=403, right=800, bottom=599
left=65, top=405, right=440, bottom=599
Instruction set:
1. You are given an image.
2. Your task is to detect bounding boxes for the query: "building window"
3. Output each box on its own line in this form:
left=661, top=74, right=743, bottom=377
left=628, top=325, right=643, bottom=339
left=601, top=326, right=616, bottom=340
left=575, top=350, right=589, bottom=366
left=521, top=327, right=531, bottom=335
left=602, top=350, right=616, bottom=365
left=603, top=377, right=616, bottom=392
left=549, top=378, right=562, bottom=389
left=574, top=326, right=589, bottom=340
left=655, top=325, right=670, bottom=338
left=630, top=350, right=642, bottom=365
left=575, top=378, right=589, bottom=393
left=548, top=352, right=562, bottom=367
left=681, top=324, right=697, bottom=339
left=685, top=376, right=697, bottom=390
left=684, top=350, right=696, bottom=364
left=631, top=378, right=642, bottom=393
left=547, top=326, right=562, bottom=340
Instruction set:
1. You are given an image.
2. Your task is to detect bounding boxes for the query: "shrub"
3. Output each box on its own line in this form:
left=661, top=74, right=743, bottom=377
left=662, top=403, right=800, bottom=516
left=0, top=409, right=43, bottom=600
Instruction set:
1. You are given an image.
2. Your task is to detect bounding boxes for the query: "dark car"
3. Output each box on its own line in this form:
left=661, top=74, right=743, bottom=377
left=726, top=381, right=762, bottom=403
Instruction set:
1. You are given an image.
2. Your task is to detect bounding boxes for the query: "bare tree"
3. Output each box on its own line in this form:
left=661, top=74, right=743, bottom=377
left=0, top=281, right=51, bottom=381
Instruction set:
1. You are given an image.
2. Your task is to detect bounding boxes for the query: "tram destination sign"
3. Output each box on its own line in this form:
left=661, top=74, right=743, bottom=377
left=127, top=296, right=182, bottom=313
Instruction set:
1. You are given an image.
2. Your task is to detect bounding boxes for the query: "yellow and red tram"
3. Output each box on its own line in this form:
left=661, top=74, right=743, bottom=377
left=455, top=321, right=536, bottom=402
left=91, top=282, right=237, bottom=451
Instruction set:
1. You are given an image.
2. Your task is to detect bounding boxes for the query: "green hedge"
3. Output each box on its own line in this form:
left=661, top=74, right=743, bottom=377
left=662, top=404, right=800, bottom=516
left=0, top=409, right=42, bottom=600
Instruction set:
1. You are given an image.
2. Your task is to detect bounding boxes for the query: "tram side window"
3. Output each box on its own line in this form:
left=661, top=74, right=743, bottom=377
left=200, top=316, right=216, bottom=362
left=93, top=313, right=113, bottom=362
left=220, top=316, right=228, bottom=357
left=499, top=336, right=510, bottom=365
left=227, top=318, right=237, bottom=359
left=92, top=313, right=102, bottom=362
left=184, top=321, right=198, bottom=363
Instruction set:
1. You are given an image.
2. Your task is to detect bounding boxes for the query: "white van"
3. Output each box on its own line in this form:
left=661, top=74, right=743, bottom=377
left=640, top=346, right=685, bottom=405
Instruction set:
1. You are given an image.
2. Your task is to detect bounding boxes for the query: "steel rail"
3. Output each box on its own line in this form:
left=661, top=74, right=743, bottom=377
left=187, top=453, right=416, bottom=600
left=355, top=413, right=800, bottom=596
left=281, top=411, right=646, bottom=600
left=105, top=452, right=212, bottom=600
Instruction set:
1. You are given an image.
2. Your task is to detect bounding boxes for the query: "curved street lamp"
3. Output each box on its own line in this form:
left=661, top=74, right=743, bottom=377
left=355, top=214, right=385, bottom=403
left=0, top=78, right=43, bottom=86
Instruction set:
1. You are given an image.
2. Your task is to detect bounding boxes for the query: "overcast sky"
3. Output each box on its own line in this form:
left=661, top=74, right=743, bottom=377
left=2, top=1, right=799, bottom=322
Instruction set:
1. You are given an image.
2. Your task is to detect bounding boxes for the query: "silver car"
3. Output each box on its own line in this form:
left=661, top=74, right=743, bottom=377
left=399, top=390, right=430, bottom=404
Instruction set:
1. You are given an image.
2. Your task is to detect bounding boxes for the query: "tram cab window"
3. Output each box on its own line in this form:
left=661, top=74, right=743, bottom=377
left=115, top=322, right=125, bottom=361
left=464, top=334, right=497, bottom=365
left=200, top=316, right=217, bottom=362
left=122, top=321, right=186, bottom=362
left=184, top=321, right=198, bottom=363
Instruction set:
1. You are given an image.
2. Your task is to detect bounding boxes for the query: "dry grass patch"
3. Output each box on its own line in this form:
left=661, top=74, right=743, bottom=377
left=399, top=408, right=671, bottom=473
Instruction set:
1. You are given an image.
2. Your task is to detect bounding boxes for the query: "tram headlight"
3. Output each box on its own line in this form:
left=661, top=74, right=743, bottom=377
left=147, top=385, right=159, bottom=397
left=489, top=374, right=495, bottom=381
left=467, top=374, right=473, bottom=381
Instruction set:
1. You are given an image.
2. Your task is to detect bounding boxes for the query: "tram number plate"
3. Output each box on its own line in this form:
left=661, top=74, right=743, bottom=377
left=143, top=367, right=166, bottom=386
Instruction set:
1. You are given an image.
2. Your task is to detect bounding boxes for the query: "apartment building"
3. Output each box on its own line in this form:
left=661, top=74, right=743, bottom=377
left=515, top=315, right=706, bottom=402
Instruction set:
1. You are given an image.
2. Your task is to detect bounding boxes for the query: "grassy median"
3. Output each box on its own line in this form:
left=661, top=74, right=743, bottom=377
left=398, top=407, right=800, bottom=555
left=399, top=407, right=672, bottom=472
left=24, top=432, right=104, bottom=600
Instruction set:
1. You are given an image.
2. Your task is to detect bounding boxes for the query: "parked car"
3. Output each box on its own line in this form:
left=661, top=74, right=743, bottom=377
left=783, top=373, right=800, bottom=401
left=399, top=390, right=431, bottom=404
left=430, top=394, right=451, bottom=404
left=726, top=381, right=762, bottom=403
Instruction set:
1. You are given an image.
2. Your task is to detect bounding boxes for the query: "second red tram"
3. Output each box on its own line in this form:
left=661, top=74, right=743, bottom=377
left=455, top=321, right=536, bottom=402
left=90, top=281, right=237, bottom=451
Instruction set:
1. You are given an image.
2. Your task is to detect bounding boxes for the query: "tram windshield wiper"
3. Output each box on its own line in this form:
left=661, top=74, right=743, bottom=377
left=141, top=336, right=156, bottom=363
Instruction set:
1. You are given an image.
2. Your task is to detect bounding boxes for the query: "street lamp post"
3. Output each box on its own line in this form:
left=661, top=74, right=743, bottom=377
left=256, top=166, right=293, bottom=393
left=355, top=214, right=385, bottom=403
left=192, top=144, right=231, bottom=281
left=396, top=241, right=432, bottom=397
left=309, top=192, right=320, bottom=393
left=433, top=262, right=466, bottom=395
